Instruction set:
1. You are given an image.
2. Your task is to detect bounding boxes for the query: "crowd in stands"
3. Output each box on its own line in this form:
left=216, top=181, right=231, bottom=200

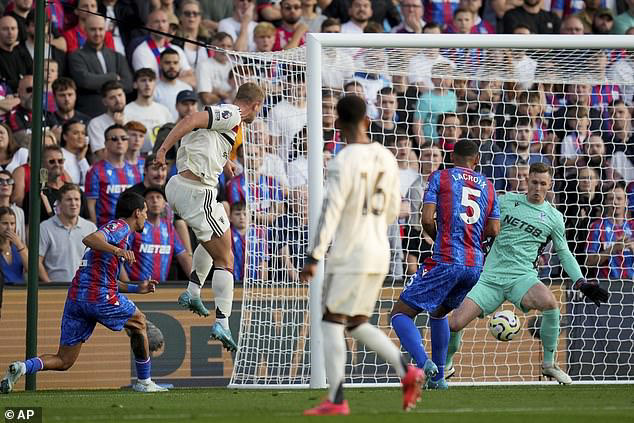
left=0, top=0, right=633, bottom=291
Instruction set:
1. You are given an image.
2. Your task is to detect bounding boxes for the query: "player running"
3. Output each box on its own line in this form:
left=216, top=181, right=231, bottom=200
left=300, top=95, right=423, bottom=416
left=157, top=82, right=264, bottom=352
left=1, top=191, right=166, bottom=394
left=448, top=162, right=610, bottom=384
left=391, top=139, right=500, bottom=389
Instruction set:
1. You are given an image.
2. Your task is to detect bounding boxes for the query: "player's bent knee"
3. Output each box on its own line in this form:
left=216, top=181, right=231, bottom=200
left=323, top=310, right=346, bottom=325
left=346, top=315, right=369, bottom=329
left=390, top=300, right=417, bottom=319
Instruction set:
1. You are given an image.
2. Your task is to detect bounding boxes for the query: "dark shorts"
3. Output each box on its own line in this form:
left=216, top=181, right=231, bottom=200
left=400, top=260, right=482, bottom=313
left=59, top=295, right=137, bottom=346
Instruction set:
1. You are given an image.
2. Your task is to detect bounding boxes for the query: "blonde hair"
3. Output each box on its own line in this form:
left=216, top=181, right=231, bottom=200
left=235, top=82, right=265, bottom=104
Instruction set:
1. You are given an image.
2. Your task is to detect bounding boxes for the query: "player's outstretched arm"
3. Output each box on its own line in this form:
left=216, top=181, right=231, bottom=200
left=83, top=231, right=136, bottom=264
left=573, top=278, right=609, bottom=306
left=118, top=280, right=158, bottom=294
left=156, top=111, right=211, bottom=165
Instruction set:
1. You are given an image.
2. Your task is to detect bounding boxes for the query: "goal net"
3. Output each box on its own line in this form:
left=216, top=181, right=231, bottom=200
left=225, top=34, right=634, bottom=387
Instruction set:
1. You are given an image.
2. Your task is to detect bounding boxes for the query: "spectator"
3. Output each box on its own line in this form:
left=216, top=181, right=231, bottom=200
left=391, top=0, right=424, bottom=33
left=590, top=7, right=614, bottom=34
left=42, top=58, right=59, bottom=114
left=131, top=9, right=195, bottom=87
left=218, top=0, right=257, bottom=52
left=461, top=0, right=495, bottom=33
left=124, top=68, right=172, bottom=153
left=0, top=15, right=32, bottom=93
left=584, top=133, right=621, bottom=193
left=60, top=119, right=90, bottom=186
left=322, top=89, right=342, bottom=152
left=172, top=0, right=211, bottom=69
left=23, top=145, right=89, bottom=224
left=504, top=25, right=537, bottom=89
left=63, top=0, right=116, bottom=54
left=436, top=111, right=463, bottom=157
left=341, top=0, right=372, bottom=33
left=273, top=0, right=308, bottom=50
left=85, top=124, right=142, bottom=226
left=552, top=83, right=601, bottom=141
left=575, top=0, right=605, bottom=33
left=414, top=61, right=457, bottom=142
left=87, top=80, right=127, bottom=161
left=5, top=0, right=31, bottom=44
left=423, top=0, right=460, bottom=30
left=229, top=200, right=267, bottom=283
left=268, top=73, right=307, bottom=161
left=560, top=105, right=592, bottom=166
left=0, top=170, right=24, bottom=243
left=0, top=206, right=26, bottom=285
left=603, top=99, right=633, bottom=155
left=112, top=0, right=154, bottom=50
left=551, top=0, right=586, bottom=18
left=68, top=14, right=133, bottom=119
left=467, top=106, right=500, bottom=178
left=501, top=0, right=561, bottom=34
left=505, top=162, right=530, bottom=192
left=100, top=0, right=125, bottom=55
left=6, top=75, right=34, bottom=138
left=270, top=189, right=308, bottom=282
left=123, top=187, right=192, bottom=282
left=200, top=0, right=233, bottom=33
left=0, top=123, right=27, bottom=173
left=407, top=23, right=453, bottom=91
left=196, top=32, right=234, bottom=106
left=320, top=18, right=356, bottom=89
left=154, top=49, right=194, bottom=121
left=45, top=78, right=91, bottom=141
left=447, top=7, right=474, bottom=33
left=300, top=0, right=327, bottom=33
left=586, top=184, right=634, bottom=279
left=124, top=121, right=146, bottom=177
left=612, top=0, right=634, bottom=34
left=560, top=14, right=585, bottom=33
left=174, top=89, right=199, bottom=121
left=321, top=0, right=400, bottom=28
left=612, top=134, right=634, bottom=183
left=38, top=183, right=97, bottom=283
left=250, top=118, right=290, bottom=189
left=370, top=87, right=399, bottom=145
left=23, top=11, right=66, bottom=73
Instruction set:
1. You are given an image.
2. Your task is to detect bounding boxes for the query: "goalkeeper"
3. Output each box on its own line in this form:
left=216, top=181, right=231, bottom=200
left=448, top=162, right=609, bottom=384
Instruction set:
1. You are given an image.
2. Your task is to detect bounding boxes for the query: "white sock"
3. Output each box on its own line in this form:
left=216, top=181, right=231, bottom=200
left=211, top=267, right=234, bottom=331
left=322, top=321, right=346, bottom=404
left=348, top=322, right=406, bottom=378
left=187, top=245, right=213, bottom=298
left=138, top=378, right=150, bottom=384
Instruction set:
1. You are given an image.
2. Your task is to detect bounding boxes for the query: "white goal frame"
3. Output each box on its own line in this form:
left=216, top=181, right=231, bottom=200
left=304, top=33, right=634, bottom=389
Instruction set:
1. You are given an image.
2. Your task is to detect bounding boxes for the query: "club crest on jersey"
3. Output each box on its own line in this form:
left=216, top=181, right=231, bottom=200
left=539, top=212, right=546, bottom=222
left=515, top=202, right=519, bottom=207
left=222, top=110, right=232, bottom=119
left=106, top=222, right=120, bottom=232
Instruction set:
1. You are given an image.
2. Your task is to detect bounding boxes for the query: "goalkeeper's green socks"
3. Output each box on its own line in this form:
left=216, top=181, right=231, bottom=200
left=445, top=330, right=463, bottom=369
left=541, top=308, right=560, bottom=364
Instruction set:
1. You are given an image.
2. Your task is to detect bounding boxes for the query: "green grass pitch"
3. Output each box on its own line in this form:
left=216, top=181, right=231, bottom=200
left=1, top=385, right=632, bottom=423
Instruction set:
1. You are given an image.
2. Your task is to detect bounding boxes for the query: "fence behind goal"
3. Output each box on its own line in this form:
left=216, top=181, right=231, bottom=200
left=225, top=34, right=634, bottom=387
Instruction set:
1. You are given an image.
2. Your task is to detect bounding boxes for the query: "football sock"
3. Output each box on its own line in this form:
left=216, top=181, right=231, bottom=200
left=321, top=321, right=346, bottom=404
left=429, top=316, right=449, bottom=382
left=134, top=357, right=151, bottom=383
left=187, top=245, right=213, bottom=298
left=349, top=322, right=406, bottom=378
left=541, top=308, right=560, bottom=365
left=446, top=330, right=463, bottom=369
left=211, top=267, right=234, bottom=331
left=391, top=313, right=428, bottom=369
left=24, top=358, right=43, bottom=374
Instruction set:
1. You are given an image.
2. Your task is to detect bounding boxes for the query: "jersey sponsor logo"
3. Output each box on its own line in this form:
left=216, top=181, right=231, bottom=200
left=221, top=110, right=232, bottom=119
left=503, top=214, right=543, bottom=238
left=139, top=243, right=172, bottom=255
left=106, top=184, right=132, bottom=194
left=452, top=172, right=487, bottom=189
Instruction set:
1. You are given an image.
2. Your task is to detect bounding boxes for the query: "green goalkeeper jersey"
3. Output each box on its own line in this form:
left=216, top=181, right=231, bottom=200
left=482, top=192, right=583, bottom=282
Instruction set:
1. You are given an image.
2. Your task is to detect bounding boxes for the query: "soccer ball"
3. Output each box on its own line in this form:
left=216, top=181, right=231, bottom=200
left=488, top=310, right=521, bottom=341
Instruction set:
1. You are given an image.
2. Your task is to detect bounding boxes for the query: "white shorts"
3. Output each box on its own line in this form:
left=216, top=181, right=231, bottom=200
left=165, top=174, right=229, bottom=242
left=322, top=273, right=385, bottom=317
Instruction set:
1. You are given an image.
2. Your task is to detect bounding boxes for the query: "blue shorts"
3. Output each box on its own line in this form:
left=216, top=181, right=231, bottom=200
left=400, top=261, right=482, bottom=313
left=59, top=294, right=137, bottom=346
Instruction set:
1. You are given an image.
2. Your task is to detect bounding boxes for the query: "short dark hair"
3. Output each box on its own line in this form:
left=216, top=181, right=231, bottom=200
left=423, top=22, right=441, bottom=32
left=115, top=191, right=146, bottom=219
left=321, top=17, right=341, bottom=31
left=337, top=95, right=367, bottom=127
left=212, top=31, right=233, bottom=44
left=231, top=201, right=246, bottom=212
left=529, top=162, right=553, bottom=177
left=52, top=77, right=76, bottom=94
left=159, top=48, right=180, bottom=61
left=59, top=183, right=82, bottom=199
left=101, top=80, right=124, bottom=97
left=453, top=139, right=479, bottom=158
left=43, top=144, right=63, bottom=157
left=144, top=154, right=159, bottom=171
left=104, top=123, right=127, bottom=140
left=134, top=68, right=157, bottom=81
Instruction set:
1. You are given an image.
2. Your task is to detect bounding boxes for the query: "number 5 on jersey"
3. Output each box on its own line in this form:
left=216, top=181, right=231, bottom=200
left=460, top=187, right=481, bottom=225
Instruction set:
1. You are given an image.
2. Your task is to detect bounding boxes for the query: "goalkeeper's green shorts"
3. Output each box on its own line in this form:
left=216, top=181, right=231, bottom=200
left=466, top=272, right=540, bottom=317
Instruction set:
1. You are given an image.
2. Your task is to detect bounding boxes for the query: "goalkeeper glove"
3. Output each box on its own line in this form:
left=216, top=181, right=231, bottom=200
left=574, top=278, right=609, bottom=306
left=482, top=236, right=495, bottom=257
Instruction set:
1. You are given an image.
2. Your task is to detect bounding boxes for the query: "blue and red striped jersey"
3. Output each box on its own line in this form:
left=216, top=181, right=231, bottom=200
left=85, top=160, right=143, bottom=227
left=424, top=167, right=499, bottom=267
left=423, top=0, right=460, bottom=28
left=550, top=0, right=605, bottom=17
left=231, top=226, right=267, bottom=282
left=226, top=173, right=284, bottom=211
left=68, top=219, right=131, bottom=303
left=125, top=218, right=185, bottom=282
left=586, top=218, right=634, bottom=280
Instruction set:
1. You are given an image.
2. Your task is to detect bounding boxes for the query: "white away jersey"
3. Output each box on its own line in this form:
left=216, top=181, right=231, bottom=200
left=176, top=104, right=241, bottom=187
left=309, top=142, right=401, bottom=274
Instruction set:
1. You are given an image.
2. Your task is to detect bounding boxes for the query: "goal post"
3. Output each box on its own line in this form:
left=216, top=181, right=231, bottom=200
left=227, top=34, right=634, bottom=388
